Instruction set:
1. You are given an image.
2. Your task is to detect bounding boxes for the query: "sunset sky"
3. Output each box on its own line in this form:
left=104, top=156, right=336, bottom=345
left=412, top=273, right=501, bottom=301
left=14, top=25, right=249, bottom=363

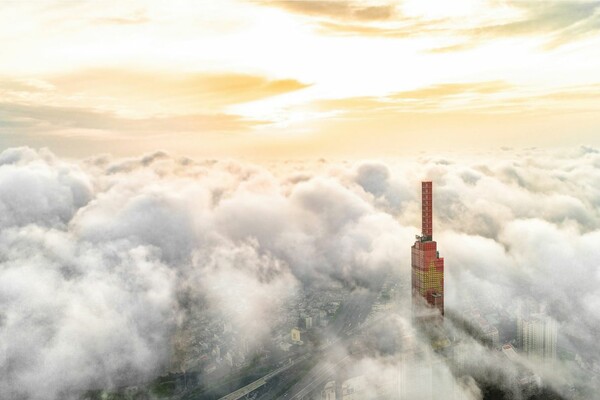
left=1, top=0, right=600, bottom=157
left=3, top=3, right=600, bottom=398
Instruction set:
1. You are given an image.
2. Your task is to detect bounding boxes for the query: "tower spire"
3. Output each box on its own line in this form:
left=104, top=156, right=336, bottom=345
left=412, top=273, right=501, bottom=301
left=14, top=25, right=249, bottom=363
left=421, top=181, right=432, bottom=240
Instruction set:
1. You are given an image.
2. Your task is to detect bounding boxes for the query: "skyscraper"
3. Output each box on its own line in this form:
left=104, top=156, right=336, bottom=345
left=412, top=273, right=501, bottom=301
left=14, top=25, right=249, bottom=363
left=516, top=301, right=558, bottom=362
left=519, top=314, right=557, bottom=362
left=411, top=182, right=445, bottom=317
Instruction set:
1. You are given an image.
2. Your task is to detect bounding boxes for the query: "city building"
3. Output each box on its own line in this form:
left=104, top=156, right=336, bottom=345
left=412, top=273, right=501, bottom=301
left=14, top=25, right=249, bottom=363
left=461, top=307, right=501, bottom=348
left=502, top=344, right=519, bottom=362
left=291, top=327, right=302, bottom=345
left=304, top=316, right=313, bottom=329
left=341, top=376, right=367, bottom=399
left=411, top=181, right=445, bottom=317
left=321, top=381, right=336, bottom=400
left=519, top=314, right=557, bottom=361
left=481, top=324, right=500, bottom=348
left=398, top=353, right=454, bottom=400
left=502, top=344, right=542, bottom=392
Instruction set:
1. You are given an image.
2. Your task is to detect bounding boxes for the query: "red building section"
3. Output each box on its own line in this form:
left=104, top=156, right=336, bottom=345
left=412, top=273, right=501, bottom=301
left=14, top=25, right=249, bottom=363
left=412, top=181, right=444, bottom=316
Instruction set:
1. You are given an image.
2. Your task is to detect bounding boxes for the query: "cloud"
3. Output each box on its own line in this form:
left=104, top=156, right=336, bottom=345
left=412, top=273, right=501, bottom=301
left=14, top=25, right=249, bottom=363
left=391, top=81, right=512, bottom=99
left=0, top=69, right=308, bottom=139
left=299, top=80, right=600, bottom=145
left=0, top=225, right=178, bottom=399
left=470, top=1, right=600, bottom=43
left=92, top=10, right=149, bottom=25
left=314, top=14, right=454, bottom=40
left=352, top=161, right=412, bottom=212
left=0, top=101, right=265, bottom=138
left=0, top=147, right=93, bottom=229
left=316, top=20, right=422, bottom=37
left=312, top=81, right=512, bottom=116
left=193, top=241, right=298, bottom=346
left=426, top=41, right=480, bottom=54
left=0, top=147, right=412, bottom=398
left=255, top=1, right=396, bottom=21
left=46, top=69, right=309, bottom=112
left=1, top=146, right=600, bottom=398
left=441, top=1, right=600, bottom=51
left=255, top=0, right=600, bottom=50
left=253, top=0, right=444, bottom=41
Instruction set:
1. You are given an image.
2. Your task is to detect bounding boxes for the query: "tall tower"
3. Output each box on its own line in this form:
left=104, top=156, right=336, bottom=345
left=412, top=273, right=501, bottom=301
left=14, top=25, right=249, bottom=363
left=411, top=182, right=445, bottom=316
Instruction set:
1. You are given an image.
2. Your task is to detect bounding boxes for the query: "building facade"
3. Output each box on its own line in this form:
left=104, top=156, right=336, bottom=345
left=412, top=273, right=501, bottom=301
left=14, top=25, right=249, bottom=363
left=520, top=314, right=557, bottom=361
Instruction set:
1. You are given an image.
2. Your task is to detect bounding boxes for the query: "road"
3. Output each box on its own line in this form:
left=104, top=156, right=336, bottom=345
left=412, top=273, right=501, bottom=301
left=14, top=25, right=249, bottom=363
left=217, top=355, right=309, bottom=400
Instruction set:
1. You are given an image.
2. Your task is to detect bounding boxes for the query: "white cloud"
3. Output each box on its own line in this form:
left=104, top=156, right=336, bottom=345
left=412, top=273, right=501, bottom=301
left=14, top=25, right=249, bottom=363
left=0, top=146, right=599, bottom=398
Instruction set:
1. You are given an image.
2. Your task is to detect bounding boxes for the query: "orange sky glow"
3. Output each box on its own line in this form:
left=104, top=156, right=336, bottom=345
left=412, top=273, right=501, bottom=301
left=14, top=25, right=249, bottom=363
left=1, top=0, right=600, bottom=158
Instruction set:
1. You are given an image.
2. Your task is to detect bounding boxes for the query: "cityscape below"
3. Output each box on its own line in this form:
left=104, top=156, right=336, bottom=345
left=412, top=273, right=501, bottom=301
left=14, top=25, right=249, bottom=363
left=73, top=178, right=584, bottom=400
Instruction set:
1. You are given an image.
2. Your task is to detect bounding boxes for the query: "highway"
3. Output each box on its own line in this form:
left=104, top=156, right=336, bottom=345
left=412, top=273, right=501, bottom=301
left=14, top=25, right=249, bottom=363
left=217, top=355, right=309, bottom=400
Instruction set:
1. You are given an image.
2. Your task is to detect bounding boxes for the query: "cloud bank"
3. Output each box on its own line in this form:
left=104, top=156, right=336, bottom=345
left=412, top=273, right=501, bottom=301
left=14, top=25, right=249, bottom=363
left=0, top=146, right=599, bottom=398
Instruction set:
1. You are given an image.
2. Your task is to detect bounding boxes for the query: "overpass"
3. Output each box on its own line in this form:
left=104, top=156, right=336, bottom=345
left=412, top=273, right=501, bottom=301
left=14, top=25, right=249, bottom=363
left=218, top=354, right=309, bottom=400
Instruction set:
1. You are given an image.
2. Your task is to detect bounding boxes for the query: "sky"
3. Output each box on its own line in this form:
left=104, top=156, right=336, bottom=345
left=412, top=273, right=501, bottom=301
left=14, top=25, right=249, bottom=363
left=1, top=0, right=600, bottom=158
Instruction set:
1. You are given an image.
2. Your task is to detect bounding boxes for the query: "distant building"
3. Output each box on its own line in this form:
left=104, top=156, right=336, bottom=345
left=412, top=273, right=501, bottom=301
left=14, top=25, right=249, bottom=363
left=398, top=355, right=453, bottom=400
left=304, top=316, right=313, bottom=329
left=411, top=181, right=445, bottom=317
left=224, top=351, right=233, bottom=367
left=341, top=376, right=367, bottom=400
left=519, top=314, right=557, bottom=361
left=291, top=327, right=302, bottom=344
left=452, top=342, right=470, bottom=377
left=319, top=310, right=329, bottom=327
left=502, top=344, right=541, bottom=392
left=502, top=344, right=519, bottom=362
left=477, top=318, right=499, bottom=348
left=461, top=309, right=499, bottom=348
left=321, top=381, right=336, bottom=400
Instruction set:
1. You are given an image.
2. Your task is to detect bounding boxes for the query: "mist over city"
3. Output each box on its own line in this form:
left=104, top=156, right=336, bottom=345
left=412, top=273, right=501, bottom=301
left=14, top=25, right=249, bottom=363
left=1, top=146, right=599, bottom=399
